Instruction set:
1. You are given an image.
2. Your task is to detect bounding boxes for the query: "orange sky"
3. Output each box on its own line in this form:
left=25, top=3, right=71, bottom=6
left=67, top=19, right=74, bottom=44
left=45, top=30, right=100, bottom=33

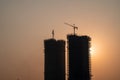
left=0, top=0, right=120, bottom=80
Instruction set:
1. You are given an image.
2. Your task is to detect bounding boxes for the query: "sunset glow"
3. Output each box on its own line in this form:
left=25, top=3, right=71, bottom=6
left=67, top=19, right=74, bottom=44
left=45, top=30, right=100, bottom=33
left=90, top=46, right=96, bottom=56
left=0, top=0, right=120, bottom=80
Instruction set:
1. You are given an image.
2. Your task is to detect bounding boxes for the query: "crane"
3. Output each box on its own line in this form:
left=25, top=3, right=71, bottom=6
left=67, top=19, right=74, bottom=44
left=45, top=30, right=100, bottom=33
left=52, top=29, right=54, bottom=39
left=64, top=22, right=78, bottom=35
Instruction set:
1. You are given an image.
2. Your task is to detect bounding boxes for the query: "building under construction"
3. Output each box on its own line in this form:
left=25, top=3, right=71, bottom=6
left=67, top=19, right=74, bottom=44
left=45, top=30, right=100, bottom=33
left=67, top=34, right=91, bottom=80
left=44, top=39, right=65, bottom=80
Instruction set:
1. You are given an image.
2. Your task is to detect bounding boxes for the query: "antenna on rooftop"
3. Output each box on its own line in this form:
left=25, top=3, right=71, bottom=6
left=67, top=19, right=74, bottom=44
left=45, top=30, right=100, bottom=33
left=64, top=22, right=78, bottom=35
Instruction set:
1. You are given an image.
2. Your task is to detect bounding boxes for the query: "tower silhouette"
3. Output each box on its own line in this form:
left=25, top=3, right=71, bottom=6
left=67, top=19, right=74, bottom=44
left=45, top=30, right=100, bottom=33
left=67, top=34, right=91, bottom=80
left=44, top=39, right=65, bottom=80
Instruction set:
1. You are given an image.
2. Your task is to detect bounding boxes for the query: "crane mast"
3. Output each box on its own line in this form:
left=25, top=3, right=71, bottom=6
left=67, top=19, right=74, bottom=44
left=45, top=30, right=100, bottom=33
left=52, top=30, right=54, bottom=39
left=64, top=22, right=78, bottom=35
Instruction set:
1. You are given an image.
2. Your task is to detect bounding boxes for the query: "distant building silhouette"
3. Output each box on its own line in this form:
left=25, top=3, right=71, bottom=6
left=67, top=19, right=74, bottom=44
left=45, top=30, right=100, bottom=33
left=67, top=35, right=91, bottom=80
left=44, top=39, right=65, bottom=80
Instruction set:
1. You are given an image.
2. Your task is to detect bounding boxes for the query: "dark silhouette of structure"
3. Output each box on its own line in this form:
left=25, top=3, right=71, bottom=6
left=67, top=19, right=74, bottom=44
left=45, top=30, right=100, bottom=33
left=64, top=22, right=78, bottom=35
left=67, top=34, right=91, bottom=80
left=44, top=39, right=65, bottom=80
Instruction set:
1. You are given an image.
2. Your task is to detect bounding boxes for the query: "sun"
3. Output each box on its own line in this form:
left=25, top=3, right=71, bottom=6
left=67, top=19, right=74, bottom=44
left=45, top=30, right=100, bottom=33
left=90, top=46, right=96, bottom=56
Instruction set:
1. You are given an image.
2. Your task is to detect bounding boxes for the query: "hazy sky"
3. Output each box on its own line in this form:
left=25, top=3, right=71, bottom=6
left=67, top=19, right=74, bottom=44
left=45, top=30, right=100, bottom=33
left=0, top=0, right=120, bottom=80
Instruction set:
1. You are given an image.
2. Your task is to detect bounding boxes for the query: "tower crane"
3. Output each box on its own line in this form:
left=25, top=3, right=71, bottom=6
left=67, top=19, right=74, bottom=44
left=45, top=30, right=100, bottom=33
left=64, top=22, right=78, bottom=35
left=52, top=29, right=54, bottom=39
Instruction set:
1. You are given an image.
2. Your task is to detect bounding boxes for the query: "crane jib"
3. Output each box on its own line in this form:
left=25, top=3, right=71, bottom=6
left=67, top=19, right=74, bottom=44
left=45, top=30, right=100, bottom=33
left=64, top=22, right=78, bottom=35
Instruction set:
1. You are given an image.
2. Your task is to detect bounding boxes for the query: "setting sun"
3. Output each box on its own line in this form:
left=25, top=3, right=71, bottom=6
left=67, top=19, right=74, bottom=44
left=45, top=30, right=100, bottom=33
left=90, top=46, right=96, bottom=56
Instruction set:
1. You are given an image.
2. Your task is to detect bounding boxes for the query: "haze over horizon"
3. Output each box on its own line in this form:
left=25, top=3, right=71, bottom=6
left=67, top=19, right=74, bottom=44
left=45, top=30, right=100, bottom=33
left=0, top=0, right=120, bottom=80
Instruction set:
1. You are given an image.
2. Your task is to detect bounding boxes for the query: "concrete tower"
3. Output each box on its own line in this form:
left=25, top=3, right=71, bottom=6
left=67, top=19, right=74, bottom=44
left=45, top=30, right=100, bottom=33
left=44, top=39, right=65, bottom=80
left=67, top=35, right=91, bottom=80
